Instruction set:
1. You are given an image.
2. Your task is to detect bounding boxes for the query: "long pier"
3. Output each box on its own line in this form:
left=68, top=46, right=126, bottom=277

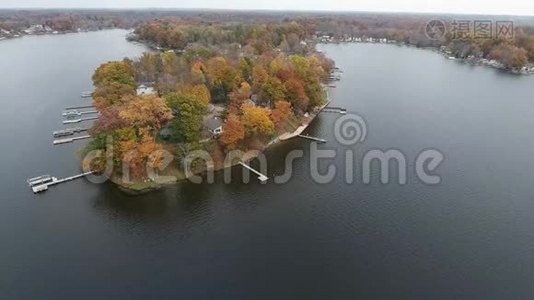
left=63, top=116, right=99, bottom=124
left=298, top=134, right=327, bottom=143
left=62, top=109, right=98, bottom=117
left=238, top=162, right=268, bottom=182
left=53, top=135, right=92, bottom=145
left=53, top=127, right=88, bottom=138
left=28, top=171, right=94, bottom=193
left=64, top=105, right=95, bottom=110
left=322, top=106, right=347, bottom=114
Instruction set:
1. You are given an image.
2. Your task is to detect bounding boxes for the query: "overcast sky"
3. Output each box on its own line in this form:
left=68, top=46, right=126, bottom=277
left=1, top=0, right=533, bottom=16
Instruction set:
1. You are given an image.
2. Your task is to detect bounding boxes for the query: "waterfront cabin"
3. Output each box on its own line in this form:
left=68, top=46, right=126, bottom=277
left=205, top=118, right=224, bottom=136
left=136, top=84, right=156, bottom=96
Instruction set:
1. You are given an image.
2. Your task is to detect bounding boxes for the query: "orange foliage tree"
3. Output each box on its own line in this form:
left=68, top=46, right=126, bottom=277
left=271, top=101, right=293, bottom=130
left=220, top=114, right=245, bottom=151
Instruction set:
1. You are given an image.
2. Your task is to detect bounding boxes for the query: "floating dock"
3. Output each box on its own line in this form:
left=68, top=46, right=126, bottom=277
left=53, top=135, right=92, bottom=145
left=328, top=75, right=341, bottom=81
left=81, top=91, right=92, bottom=98
left=28, top=171, right=94, bottom=193
left=27, top=175, right=56, bottom=187
left=65, top=105, right=95, bottom=110
left=322, top=106, right=347, bottom=114
left=238, top=162, right=268, bottom=182
left=297, top=134, right=327, bottom=143
left=63, top=116, right=99, bottom=124
left=62, top=109, right=98, bottom=118
left=53, top=127, right=88, bottom=138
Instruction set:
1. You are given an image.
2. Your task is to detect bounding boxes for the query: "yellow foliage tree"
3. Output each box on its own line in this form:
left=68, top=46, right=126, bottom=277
left=241, top=104, right=274, bottom=137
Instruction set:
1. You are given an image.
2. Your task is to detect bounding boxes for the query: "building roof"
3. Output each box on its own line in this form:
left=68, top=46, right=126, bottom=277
left=205, top=118, right=223, bottom=130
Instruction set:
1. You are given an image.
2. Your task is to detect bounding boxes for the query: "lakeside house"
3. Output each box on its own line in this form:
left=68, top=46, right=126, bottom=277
left=136, top=84, right=156, bottom=96
left=205, top=117, right=224, bottom=136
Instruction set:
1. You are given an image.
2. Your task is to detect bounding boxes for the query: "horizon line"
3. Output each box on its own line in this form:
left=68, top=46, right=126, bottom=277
left=0, top=7, right=534, bottom=18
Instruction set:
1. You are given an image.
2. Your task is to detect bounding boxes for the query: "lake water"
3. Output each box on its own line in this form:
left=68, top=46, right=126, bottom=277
left=2, top=31, right=534, bottom=298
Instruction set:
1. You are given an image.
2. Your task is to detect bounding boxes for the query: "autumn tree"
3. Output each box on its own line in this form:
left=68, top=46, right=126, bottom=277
left=238, top=57, right=253, bottom=84
left=271, top=101, right=293, bottom=130
left=252, top=65, right=269, bottom=93
left=229, top=81, right=252, bottom=114
left=284, top=78, right=309, bottom=112
left=92, top=60, right=136, bottom=88
left=119, top=95, right=173, bottom=131
left=120, top=128, right=165, bottom=180
left=90, top=106, right=127, bottom=135
left=165, top=92, right=208, bottom=143
left=260, top=76, right=286, bottom=106
left=93, top=82, right=136, bottom=111
left=241, top=104, right=274, bottom=137
left=489, top=43, right=529, bottom=69
left=220, top=114, right=245, bottom=150
left=205, top=56, right=240, bottom=103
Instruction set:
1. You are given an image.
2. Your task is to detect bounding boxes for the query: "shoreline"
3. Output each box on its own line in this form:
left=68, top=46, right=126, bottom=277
left=0, top=27, right=131, bottom=43
left=319, top=40, right=534, bottom=75
left=117, top=97, right=332, bottom=194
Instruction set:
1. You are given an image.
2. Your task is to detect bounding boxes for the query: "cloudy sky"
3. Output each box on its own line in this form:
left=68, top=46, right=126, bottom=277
left=0, top=0, right=533, bottom=16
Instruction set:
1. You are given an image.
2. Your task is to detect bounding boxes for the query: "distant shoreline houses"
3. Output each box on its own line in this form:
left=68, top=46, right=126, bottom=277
left=0, top=24, right=102, bottom=41
left=315, top=34, right=395, bottom=44
left=315, top=33, right=534, bottom=74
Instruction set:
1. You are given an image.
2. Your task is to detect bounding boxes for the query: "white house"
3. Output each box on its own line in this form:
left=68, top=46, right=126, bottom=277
left=136, top=84, right=156, bottom=96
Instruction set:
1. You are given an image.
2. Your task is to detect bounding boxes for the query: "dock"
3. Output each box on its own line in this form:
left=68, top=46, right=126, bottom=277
left=62, top=109, right=98, bottom=118
left=328, top=75, right=341, bottom=81
left=322, top=106, right=347, bottom=114
left=297, top=134, right=327, bottom=143
left=27, top=175, right=56, bottom=187
left=53, top=135, right=92, bottom=145
left=28, top=171, right=94, bottom=193
left=81, top=91, right=92, bottom=98
left=64, top=105, right=95, bottom=110
left=238, top=162, right=268, bottom=182
left=53, top=127, right=88, bottom=138
left=63, top=116, right=99, bottom=124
